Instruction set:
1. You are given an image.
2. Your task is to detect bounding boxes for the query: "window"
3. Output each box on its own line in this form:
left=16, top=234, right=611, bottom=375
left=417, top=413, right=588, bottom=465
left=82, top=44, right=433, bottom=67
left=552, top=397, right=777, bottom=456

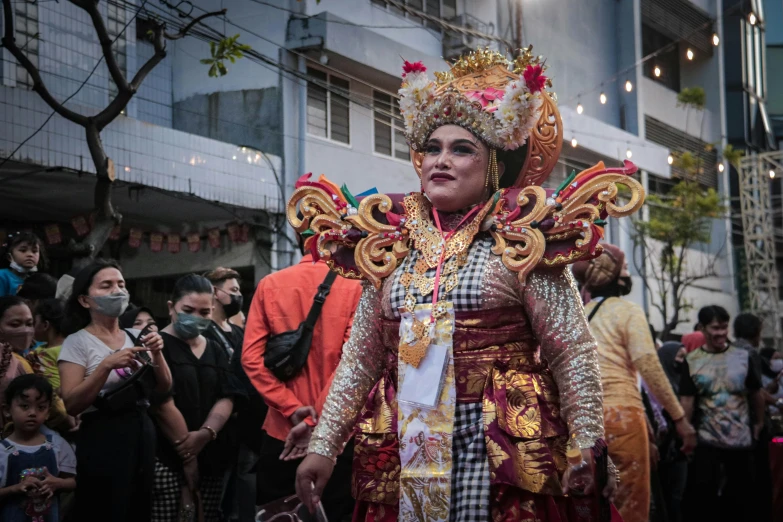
left=373, top=91, right=409, bottom=161
left=14, top=1, right=39, bottom=88
left=371, top=0, right=456, bottom=28
left=307, top=67, right=350, bottom=144
left=107, top=2, right=128, bottom=99
left=642, top=24, right=680, bottom=92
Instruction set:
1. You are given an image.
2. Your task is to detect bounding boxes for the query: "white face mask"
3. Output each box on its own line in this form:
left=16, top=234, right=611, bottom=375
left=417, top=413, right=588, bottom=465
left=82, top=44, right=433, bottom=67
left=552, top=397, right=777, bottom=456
left=9, top=261, right=37, bottom=274
left=771, top=359, right=783, bottom=373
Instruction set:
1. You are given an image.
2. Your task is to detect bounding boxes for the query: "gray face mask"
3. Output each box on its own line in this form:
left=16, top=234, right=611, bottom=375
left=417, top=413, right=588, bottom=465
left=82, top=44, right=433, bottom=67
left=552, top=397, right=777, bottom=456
left=173, top=312, right=211, bottom=340
left=90, top=291, right=130, bottom=318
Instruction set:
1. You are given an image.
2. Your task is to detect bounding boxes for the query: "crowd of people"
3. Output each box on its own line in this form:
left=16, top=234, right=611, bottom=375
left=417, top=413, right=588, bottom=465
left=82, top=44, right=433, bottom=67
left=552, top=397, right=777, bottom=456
left=0, top=49, right=782, bottom=522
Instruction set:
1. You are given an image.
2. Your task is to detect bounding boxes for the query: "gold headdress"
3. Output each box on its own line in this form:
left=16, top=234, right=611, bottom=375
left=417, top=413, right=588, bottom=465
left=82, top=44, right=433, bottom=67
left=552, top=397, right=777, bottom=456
left=399, top=47, right=562, bottom=188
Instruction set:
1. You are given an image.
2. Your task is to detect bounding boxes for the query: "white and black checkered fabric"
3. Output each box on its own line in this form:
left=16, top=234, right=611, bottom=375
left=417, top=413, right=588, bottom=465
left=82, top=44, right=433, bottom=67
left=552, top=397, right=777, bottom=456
left=151, top=459, right=225, bottom=522
left=390, top=235, right=491, bottom=318
left=450, top=402, right=491, bottom=522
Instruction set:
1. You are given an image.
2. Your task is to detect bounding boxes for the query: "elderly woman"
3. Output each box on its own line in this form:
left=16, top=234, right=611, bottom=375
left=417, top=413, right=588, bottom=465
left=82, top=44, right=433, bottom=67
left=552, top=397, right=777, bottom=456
left=290, top=48, right=645, bottom=522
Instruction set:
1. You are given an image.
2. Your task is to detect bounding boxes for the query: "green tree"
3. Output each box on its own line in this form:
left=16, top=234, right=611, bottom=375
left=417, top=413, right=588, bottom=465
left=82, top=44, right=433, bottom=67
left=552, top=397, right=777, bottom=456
left=631, top=160, right=725, bottom=338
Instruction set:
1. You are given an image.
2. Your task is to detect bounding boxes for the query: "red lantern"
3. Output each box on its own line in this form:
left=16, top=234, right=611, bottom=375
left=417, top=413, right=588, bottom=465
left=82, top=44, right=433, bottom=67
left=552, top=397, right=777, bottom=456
left=44, top=224, right=62, bottom=245
left=207, top=228, right=221, bottom=249
left=227, top=222, right=240, bottom=243
left=109, top=225, right=122, bottom=241
left=238, top=223, right=250, bottom=243
left=187, top=233, right=201, bottom=253
left=150, top=233, right=164, bottom=252
left=71, top=216, right=89, bottom=236
left=167, top=234, right=181, bottom=254
left=128, top=228, right=143, bottom=248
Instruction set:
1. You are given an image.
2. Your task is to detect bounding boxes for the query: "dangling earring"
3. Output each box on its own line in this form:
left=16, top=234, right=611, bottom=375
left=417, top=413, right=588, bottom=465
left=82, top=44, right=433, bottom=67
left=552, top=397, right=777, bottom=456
left=486, top=149, right=499, bottom=193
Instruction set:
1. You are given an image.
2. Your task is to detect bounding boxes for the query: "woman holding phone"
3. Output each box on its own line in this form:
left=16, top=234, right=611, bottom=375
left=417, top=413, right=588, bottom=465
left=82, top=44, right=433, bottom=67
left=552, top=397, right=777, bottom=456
left=58, top=259, right=171, bottom=522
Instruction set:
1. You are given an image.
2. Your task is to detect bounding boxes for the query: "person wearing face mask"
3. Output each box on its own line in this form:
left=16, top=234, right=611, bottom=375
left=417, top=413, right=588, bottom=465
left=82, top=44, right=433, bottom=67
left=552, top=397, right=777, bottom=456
left=0, top=297, right=33, bottom=408
left=572, top=244, right=696, bottom=522
left=680, top=306, right=764, bottom=522
left=203, top=267, right=264, bottom=522
left=57, top=259, right=170, bottom=522
left=0, top=232, right=46, bottom=298
left=150, top=274, right=245, bottom=522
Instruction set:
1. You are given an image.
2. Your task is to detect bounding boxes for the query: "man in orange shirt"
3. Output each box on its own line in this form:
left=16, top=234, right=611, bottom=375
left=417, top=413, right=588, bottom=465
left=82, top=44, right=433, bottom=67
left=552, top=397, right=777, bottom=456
left=242, top=246, right=362, bottom=520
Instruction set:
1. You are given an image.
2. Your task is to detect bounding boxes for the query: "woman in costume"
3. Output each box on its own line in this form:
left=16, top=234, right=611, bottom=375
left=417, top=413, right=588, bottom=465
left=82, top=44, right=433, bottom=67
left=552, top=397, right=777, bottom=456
left=290, top=48, right=645, bottom=522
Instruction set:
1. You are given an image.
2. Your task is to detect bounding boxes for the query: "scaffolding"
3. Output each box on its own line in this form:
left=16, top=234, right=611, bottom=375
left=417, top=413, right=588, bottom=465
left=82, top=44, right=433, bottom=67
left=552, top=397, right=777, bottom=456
left=738, top=151, right=783, bottom=347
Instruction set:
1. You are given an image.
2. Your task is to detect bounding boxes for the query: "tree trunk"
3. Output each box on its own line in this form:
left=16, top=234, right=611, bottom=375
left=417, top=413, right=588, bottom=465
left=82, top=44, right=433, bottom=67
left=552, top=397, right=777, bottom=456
left=71, top=124, right=121, bottom=270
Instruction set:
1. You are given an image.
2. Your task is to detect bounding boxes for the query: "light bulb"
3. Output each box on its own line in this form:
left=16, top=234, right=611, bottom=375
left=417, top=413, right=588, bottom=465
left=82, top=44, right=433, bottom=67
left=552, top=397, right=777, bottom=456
left=626, top=148, right=633, bottom=159
left=654, top=66, right=662, bottom=78
left=718, top=163, right=725, bottom=173
left=712, top=33, right=720, bottom=46
left=600, top=92, right=607, bottom=104
left=667, top=154, right=674, bottom=165
left=625, top=80, right=633, bottom=92
left=770, top=169, right=776, bottom=179
left=749, top=12, right=757, bottom=25
left=571, top=138, right=578, bottom=148
left=686, top=49, right=694, bottom=61
left=577, top=103, right=584, bottom=114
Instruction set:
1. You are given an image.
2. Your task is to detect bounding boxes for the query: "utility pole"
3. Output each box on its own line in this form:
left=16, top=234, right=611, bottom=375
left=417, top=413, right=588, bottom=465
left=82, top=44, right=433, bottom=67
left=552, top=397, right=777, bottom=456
left=738, top=151, right=783, bottom=348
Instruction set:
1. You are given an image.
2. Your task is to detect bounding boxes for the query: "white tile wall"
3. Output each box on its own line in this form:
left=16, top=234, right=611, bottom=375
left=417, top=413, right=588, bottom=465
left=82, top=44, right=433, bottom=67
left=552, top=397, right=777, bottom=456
left=0, top=86, right=282, bottom=212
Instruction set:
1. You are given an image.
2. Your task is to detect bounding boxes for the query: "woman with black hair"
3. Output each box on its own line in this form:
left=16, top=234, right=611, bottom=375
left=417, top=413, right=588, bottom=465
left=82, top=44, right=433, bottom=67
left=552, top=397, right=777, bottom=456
left=57, top=259, right=170, bottom=522
left=150, top=274, right=244, bottom=522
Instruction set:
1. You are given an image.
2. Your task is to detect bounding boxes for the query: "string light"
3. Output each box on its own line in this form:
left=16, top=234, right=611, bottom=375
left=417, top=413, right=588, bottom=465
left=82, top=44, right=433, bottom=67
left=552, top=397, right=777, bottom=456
left=577, top=102, right=584, bottom=114
left=654, top=66, right=662, bottom=78
left=770, top=169, right=776, bottom=179
left=712, top=33, right=720, bottom=46
left=600, top=92, right=607, bottom=104
left=718, top=163, right=725, bottom=173
left=625, top=80, right=633, bottom=92
left=668, top=154, right=674, bottom=165
left=686, top=48, right=694, bottom=60
left=749, top=12, right=757, bottom=25
left=626, top=148, right=633, bottom=159
left=571, top=137, right=578, bottom=148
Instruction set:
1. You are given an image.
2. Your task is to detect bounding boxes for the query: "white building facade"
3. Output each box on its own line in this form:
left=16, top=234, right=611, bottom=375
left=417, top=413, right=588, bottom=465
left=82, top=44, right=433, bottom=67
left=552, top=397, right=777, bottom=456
left=0, top=0, right=738, bottom=334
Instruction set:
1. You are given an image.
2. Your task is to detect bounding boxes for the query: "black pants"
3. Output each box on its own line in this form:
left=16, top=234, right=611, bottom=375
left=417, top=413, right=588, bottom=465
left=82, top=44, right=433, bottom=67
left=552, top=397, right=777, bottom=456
left=71, top=407, right=156, bottom=522
left=257, top=433, right=355, bottom=522
left=682, top=445, right=753, bottom=522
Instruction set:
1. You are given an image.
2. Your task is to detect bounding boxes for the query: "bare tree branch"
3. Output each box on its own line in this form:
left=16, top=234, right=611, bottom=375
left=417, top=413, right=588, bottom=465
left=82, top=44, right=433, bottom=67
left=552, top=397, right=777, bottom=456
left=164, top=8, right=226, bottom=40
left=1, top=0, right=89, bottom=126
left=69, top=0, right=130, bottom=94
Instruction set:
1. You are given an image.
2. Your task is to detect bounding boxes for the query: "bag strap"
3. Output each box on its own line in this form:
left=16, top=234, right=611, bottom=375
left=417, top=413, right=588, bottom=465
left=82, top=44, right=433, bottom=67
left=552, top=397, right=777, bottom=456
left=208, top=323, right=235, bottom=359
left=302, top=271, right=338, bottom=331
left=587, top=297, right=611, bottom=323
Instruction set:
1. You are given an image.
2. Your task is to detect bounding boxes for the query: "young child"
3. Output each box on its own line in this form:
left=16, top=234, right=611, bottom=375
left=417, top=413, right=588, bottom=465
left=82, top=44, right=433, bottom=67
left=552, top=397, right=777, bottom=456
left=0, top=233, right=45, bottom=298
left=0, top=374, right=76, bottom=521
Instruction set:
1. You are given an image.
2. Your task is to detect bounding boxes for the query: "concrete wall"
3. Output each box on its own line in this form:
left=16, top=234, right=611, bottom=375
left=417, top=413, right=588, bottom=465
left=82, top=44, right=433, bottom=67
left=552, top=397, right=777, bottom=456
left=641, top=77, right=721, bottom=143
left=518, top=0, right=623, bottom=129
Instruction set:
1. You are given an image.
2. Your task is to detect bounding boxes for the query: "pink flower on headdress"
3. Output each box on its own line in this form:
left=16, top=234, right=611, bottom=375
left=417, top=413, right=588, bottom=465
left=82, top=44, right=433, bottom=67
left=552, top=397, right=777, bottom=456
left=523, top=65, right=547, bottom=93
left=465, top=87, right=505, bottom=112
left=402, top=60, right=427, bottom=76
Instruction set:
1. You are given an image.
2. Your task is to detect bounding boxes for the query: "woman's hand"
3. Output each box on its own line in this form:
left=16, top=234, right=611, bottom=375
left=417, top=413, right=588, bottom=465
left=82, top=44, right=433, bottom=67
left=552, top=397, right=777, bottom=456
left=295, top=453, right=336, bottom=514
left=280, top=421, right=312, bottom=461
left=561, top=448, right=596, bottom=496
left=175, top=429, right=211, bottom=462
left=674, top=417, right=697, bottom=454
left=99, top=347, right=147, bottom=371
left=183, top=458, right=200, bottom=492
left=140, top=332, right=164, bottom=352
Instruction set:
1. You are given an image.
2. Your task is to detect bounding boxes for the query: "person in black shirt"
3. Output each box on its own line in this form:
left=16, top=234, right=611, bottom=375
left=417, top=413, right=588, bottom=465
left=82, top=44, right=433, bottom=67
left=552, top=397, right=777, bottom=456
left=151, top=274, right=245, bottom=522
left=203, top=267, right=266, bottom=522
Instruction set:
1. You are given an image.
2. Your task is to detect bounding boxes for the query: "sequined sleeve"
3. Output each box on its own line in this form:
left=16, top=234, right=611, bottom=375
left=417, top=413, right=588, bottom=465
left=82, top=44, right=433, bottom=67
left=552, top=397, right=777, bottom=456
left=309, top=282, right=387, bottom=460
left=522, top=268, right=605, bottom=449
